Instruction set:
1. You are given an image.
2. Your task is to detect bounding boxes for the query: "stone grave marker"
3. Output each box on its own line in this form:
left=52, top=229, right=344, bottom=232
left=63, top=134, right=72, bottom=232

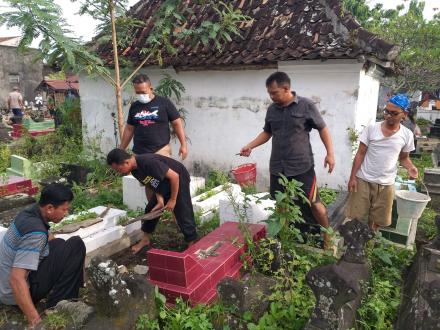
left=6, top=155, right=32, bottom=178
left=305, top=219, right=374, bottom=330
left=395, top=216, right=440, bottom=329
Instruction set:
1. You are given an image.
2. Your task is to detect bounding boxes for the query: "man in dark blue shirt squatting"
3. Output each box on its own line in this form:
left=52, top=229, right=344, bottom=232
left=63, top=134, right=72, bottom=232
left=107, top=149, right=198, bottom=252
left=0, top=184, right=85, bottom=329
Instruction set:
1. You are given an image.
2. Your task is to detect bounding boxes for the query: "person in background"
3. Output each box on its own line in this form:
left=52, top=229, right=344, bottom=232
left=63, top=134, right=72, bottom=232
left=35, top=92, right=43, bottom=112
left=0, top=184, right=85, bottom=329
left=8, top=86, right=24, bottom=124
left=346, top=94, right=418, bottom=231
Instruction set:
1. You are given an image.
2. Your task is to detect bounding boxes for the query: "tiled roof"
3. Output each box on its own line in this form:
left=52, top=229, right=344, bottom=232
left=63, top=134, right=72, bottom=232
left=37, top=79, right=79, bottom=92
left=98, top=0, right=398, bottom=69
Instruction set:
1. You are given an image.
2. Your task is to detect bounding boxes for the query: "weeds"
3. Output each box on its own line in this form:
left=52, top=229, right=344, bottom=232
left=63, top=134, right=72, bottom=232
left=356, top=237, right=413, bottom=329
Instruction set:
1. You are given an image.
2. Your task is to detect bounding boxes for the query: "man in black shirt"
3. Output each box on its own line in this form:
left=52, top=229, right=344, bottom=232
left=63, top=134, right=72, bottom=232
left=120, top=74, right=188, bottom=159
left=107, top=149, right=197, bottom=253
left=240, top=72, right=335, bottom=248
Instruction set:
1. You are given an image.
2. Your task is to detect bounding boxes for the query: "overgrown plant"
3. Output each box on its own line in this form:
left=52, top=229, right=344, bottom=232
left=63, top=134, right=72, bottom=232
left=265, top=175, right=307, bottom=247
left=0, top=0, right=249, bottom=138
left=356, top=237, right=413, bottom=329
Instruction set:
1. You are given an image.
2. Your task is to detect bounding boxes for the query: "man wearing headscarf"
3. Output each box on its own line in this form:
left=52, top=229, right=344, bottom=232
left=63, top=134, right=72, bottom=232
left=346, top=94, right=419, bottom=231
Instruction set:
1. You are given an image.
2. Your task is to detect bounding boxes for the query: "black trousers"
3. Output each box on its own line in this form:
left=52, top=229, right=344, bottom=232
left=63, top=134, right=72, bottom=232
left=29, top=236, right=86, bottom=308
left=270, top=167, right=321, bottom=234
left=142, top=176, right=197, bottom=242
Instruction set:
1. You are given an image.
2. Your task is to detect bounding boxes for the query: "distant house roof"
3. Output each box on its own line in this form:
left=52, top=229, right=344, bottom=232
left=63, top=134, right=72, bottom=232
left=97, top=0, right=399, bottom=70
left=36, top=76, right=79, bottom=92
left=0, top=36, right=21, bottom=47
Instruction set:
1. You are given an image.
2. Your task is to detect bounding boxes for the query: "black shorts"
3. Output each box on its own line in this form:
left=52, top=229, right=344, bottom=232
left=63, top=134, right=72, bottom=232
left=270, top=167, right=321, bottom=226
left=270, top=167, right=321, bottom=204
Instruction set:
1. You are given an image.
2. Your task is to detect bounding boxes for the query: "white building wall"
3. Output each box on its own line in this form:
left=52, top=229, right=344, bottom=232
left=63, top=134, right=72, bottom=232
left=80, top=60, right=377, bottom=190
left=355, top=65, right=382, bottom=133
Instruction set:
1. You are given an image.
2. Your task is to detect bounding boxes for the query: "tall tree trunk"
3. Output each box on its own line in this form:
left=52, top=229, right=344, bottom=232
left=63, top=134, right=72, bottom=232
left=109, top=0, right=124, bottom=140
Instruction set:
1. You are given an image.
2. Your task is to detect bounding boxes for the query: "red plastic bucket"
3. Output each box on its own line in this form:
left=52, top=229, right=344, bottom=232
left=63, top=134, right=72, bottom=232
left=231, top=163, right=257, bottom=187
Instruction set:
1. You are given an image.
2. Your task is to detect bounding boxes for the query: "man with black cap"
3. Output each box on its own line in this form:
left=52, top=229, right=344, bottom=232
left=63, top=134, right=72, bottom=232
left=346, top=94, right=419, bottom=231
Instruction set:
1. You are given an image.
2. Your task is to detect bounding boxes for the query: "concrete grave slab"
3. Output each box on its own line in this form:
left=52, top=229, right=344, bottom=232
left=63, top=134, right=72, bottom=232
left=190, top=176, right=205, bottom=197
left=192, top=184, right=241, bottom=216
left=123, top=175, right=147, bottom=211
left=83, top=225, right=126, bottom=253
left=219, top=193, right=274, bottom=226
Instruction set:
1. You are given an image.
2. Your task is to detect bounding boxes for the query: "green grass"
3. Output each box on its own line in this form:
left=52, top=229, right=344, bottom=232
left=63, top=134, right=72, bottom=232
left=319, top=187, right=338, bottom=206
left=417, top=206, right=437, bottom=240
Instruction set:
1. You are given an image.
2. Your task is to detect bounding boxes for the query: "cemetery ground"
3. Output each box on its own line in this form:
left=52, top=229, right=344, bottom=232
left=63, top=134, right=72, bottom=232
left=0, top=119, right=439, bottom=329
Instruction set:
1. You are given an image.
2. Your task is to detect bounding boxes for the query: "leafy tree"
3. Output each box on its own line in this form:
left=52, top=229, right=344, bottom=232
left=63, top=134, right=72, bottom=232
left=0, top=0, right=248, bottom=138
left=343, top=0, right=440, bottom=93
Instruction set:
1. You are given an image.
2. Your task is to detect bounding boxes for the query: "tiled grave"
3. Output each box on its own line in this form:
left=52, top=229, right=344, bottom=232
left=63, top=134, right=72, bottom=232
left=192, top=184, right=242, bottom=221
left=11, top=124, right=55, bottom=139
left=0, top=176, right=38, bottom=198
left=219, top=192, right=274, bottom=226
left=147, top=221, right=266, bottom=305
left=6, top=155, right=32, bottom=178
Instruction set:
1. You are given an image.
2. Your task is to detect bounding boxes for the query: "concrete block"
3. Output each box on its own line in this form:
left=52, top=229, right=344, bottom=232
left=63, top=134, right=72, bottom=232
left=83, top=226, right=126, bottom=253
left=54, top=207, right=127, bottom=241
left=190, top=176, right=205, bottom=197
left=0, top=226, right=7, bottom=243
left=89, top=206, right=127, bottom=228
left=125, top=221, right=142, bottom=235
left=219, top=193, right=274, bottom=226
left=424, top=168, right=440, bottom=185
left=123, top=175, right=147, bottom=211
left=192, top=184, right=241, bottom=214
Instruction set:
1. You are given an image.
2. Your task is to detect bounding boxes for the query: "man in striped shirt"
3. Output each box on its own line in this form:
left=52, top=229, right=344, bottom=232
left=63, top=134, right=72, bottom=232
left=0, top=184, right=85, bottom=329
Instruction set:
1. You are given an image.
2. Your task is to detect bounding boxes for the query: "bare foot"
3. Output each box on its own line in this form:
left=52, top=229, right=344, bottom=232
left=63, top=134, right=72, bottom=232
left=131, top=236, right=150, bottom=254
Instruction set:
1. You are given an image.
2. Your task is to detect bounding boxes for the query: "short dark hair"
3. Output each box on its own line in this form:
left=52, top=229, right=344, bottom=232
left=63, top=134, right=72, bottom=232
left=39, top=184, right=73, bottom=207
left=132, top=74, right=151, bottom=85
left=107, top=148, right=131, bottom=166
left=266, top=72, right=291, bottom=87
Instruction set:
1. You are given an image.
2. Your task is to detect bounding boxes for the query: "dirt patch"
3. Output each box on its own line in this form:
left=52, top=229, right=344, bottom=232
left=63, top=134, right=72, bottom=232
left=112, top=219, right=188, bottom=270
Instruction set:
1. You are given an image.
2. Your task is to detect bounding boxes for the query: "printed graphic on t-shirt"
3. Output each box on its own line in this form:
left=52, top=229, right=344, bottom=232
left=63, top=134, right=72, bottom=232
left=142, top=175, right=160, bottom=188
left=134, top=107, right=159, bottom=127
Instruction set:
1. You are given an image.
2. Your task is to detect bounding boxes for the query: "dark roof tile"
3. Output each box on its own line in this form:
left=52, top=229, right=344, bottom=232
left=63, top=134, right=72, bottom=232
left=97, top=0, right=398, bottom=69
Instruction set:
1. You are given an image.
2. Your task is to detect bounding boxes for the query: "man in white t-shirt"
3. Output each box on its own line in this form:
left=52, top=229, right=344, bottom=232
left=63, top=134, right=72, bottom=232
left=346, top=94, right=418, bottom=231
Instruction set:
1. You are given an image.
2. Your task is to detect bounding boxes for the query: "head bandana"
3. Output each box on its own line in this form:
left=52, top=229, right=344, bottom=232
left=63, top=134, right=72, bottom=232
left=389, top=94, right=410, bottom=112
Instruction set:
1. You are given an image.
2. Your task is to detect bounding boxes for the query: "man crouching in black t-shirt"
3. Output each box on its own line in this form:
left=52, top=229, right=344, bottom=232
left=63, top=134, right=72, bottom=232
left=107, top=149, right=197, bottom=253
